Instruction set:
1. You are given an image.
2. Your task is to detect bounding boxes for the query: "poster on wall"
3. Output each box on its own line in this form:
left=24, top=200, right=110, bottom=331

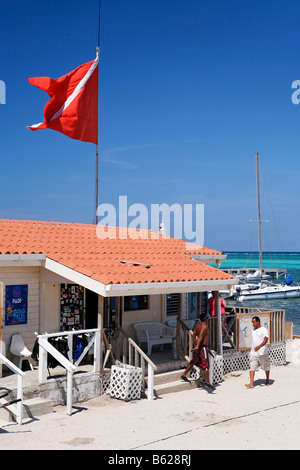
left=60, top=284, right=84, bottom=331
left=238, top=313, right=270, bottom=350
left=5, top=285, right=28, bottom=326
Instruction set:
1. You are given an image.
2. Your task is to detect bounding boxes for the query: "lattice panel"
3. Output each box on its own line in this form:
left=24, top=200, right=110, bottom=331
left=269, top=341, right=286, bottom=366
left=190, top=342, right=286, bottom=384
left=189, top=353, right=223, bottom=385
left=100, top=371, right=111, bottom=395
left=189, top=367, right=200, bottom=381
left=223, top=341, right=286, bottom=374
left=109, top=364, right=142, bottom=401
left=223, top=350, right=250, bottom=375
left=101, top=343, right=286, bottom=397
left=211, top=354, right=224, bottom=383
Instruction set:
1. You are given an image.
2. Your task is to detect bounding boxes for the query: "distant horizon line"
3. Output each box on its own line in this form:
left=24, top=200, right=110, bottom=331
left=223, top=251, right=300, bottom=254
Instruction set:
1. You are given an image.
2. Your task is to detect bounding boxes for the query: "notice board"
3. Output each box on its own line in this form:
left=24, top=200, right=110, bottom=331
left=238, top=313, right=270, bottom=350
left=5, top=285, right=28, bottom=326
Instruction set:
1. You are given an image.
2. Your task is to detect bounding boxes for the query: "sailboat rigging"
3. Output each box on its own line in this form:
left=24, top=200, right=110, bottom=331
left=235, top=153, right=300, bottom=301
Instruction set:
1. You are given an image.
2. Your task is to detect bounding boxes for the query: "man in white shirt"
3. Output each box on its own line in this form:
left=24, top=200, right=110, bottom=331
left=245, top=316, right=270, bottom=389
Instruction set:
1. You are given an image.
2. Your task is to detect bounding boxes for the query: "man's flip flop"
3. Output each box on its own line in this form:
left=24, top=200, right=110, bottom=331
left=245, top=384, right=254, bottom=389
left=204, top=383, right=215, bottom=390
left=180, top=375, right=190, bottom=382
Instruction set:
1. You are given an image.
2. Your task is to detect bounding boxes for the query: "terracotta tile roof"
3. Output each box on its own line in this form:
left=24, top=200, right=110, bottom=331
left=184, top=242, right=224, bottom=256
left=0, top=219, right=234, bottom=285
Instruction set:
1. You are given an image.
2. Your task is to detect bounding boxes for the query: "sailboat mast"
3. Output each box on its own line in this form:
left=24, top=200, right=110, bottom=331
left=95, top=0, right=101, bottom=225
left=256, top=152, right=263, bottom=272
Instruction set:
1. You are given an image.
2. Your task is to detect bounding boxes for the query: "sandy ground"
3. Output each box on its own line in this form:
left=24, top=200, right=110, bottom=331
left=1, top=340, right=300, bottom=451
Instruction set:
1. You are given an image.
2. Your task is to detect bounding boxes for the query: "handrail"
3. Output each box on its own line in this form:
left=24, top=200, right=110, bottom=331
left=38, top=338, right=76, bottom=373
left=115, top=327, right=157, bottom=400
left=177, top=318, right=198, bottom=359
left=38, top=337, right=76, bottom=416
left=38, top=328, right=101, bottom=415
left=102, top=329, right=116, bottom=369
left=128, top=338, right=157, bottom=371
left=118, top=327, right=157, bottom=369
left=0, top=352, right=24, bottom=425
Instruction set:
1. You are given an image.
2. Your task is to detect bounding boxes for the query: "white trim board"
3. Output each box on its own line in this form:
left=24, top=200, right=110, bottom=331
left=0, top=255, right=237, bottom=298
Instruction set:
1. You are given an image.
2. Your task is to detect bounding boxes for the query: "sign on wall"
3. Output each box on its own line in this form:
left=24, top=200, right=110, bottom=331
left=5, top=285, right=28, bottom=326
left=238, top=313, right=270, bottom=350
left=60, top=284, right=84, bottom=330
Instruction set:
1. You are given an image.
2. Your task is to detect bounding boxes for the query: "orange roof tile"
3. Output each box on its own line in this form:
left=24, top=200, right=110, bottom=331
left=184, top=242, right=224, bottom=256
left=0, top=219, right=234, bottom=285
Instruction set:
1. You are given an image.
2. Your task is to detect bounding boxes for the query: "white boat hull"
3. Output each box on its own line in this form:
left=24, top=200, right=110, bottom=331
left=236, top=284, right=300, bottom=301
left=220, top=282, right=260, bottom=298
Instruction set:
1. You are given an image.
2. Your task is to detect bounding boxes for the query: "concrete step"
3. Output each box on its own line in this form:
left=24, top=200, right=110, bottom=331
left=144, top=377, right=200, bottom=398
left=152, top=369, right=184, bottom=385
left=155, top=359, right=188, bottom=374
left=144, top=367, right=203, bottom=397
left=23, top=397, right=53, bottom=419
left=155, top=378, right=200, bottom=396
left=0, top=397, right=53, bottom=423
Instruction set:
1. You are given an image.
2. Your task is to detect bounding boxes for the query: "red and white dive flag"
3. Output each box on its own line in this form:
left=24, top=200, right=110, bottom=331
left=27, top=57, right=99, bottom=144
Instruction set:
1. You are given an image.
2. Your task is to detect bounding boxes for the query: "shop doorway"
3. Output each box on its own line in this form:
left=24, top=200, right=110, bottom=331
left=60, top=284, right=99, bottom=331
left=85, top=289, right=99, bottom=329
left=103, top=297, right=122, bottom=340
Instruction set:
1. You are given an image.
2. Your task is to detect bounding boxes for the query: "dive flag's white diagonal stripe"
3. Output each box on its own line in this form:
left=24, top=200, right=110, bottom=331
left=50, top=56, right=99, bottom=122
left=28, top=56, right=99, bottom=128
left=29, top=122, right=43, bottom=129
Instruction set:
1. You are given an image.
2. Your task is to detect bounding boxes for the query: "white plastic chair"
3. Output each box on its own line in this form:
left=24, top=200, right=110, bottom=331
left=10, top=334, right=35, bottom=371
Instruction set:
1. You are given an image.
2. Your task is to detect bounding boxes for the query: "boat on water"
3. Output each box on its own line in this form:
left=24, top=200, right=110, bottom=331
left=220, top=280, right=259, bottom=298
left=237, top=269, right=270, bottom=281
left=235, top=153, right=300, bottom=301
left=236, top=278, right=300, bottom=301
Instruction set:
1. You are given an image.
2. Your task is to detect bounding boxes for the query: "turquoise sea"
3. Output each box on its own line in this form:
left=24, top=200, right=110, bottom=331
left=221, top=252, right=300, bottom=335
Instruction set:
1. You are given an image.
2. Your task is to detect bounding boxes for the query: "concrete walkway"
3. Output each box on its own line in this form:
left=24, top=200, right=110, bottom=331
left=1, top=339, right=299, bottom=450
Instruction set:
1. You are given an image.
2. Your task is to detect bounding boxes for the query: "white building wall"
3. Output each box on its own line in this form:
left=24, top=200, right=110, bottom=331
left=122, top=294, right=162, bottom=340
left=0, top=266, right=74, bottom=362
left=0, top=266, right=40, bottom=360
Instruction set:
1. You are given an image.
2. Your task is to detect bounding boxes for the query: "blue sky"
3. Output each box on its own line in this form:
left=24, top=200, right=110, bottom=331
left=1, top=0, right=300, bottom=251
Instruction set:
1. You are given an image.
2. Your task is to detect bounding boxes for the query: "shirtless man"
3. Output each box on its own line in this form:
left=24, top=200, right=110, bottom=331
left=180, top=313, right=214, bottom=389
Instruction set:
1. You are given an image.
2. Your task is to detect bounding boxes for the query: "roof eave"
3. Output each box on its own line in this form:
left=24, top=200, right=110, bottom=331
left=188, top=254, right=227, bottom=265
left=104, top=278, right=238, bottom=297
left=0, top=256, right=237, bottom=297
left=0, top=254, right=46, bottom=266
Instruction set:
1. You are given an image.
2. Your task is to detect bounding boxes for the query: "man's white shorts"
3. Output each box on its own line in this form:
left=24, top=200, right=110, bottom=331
left=249, top=354, right=271, bottom=372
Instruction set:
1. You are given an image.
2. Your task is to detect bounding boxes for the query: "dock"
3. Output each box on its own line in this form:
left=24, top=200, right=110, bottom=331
left=221, top=267, right=286, bottom=279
